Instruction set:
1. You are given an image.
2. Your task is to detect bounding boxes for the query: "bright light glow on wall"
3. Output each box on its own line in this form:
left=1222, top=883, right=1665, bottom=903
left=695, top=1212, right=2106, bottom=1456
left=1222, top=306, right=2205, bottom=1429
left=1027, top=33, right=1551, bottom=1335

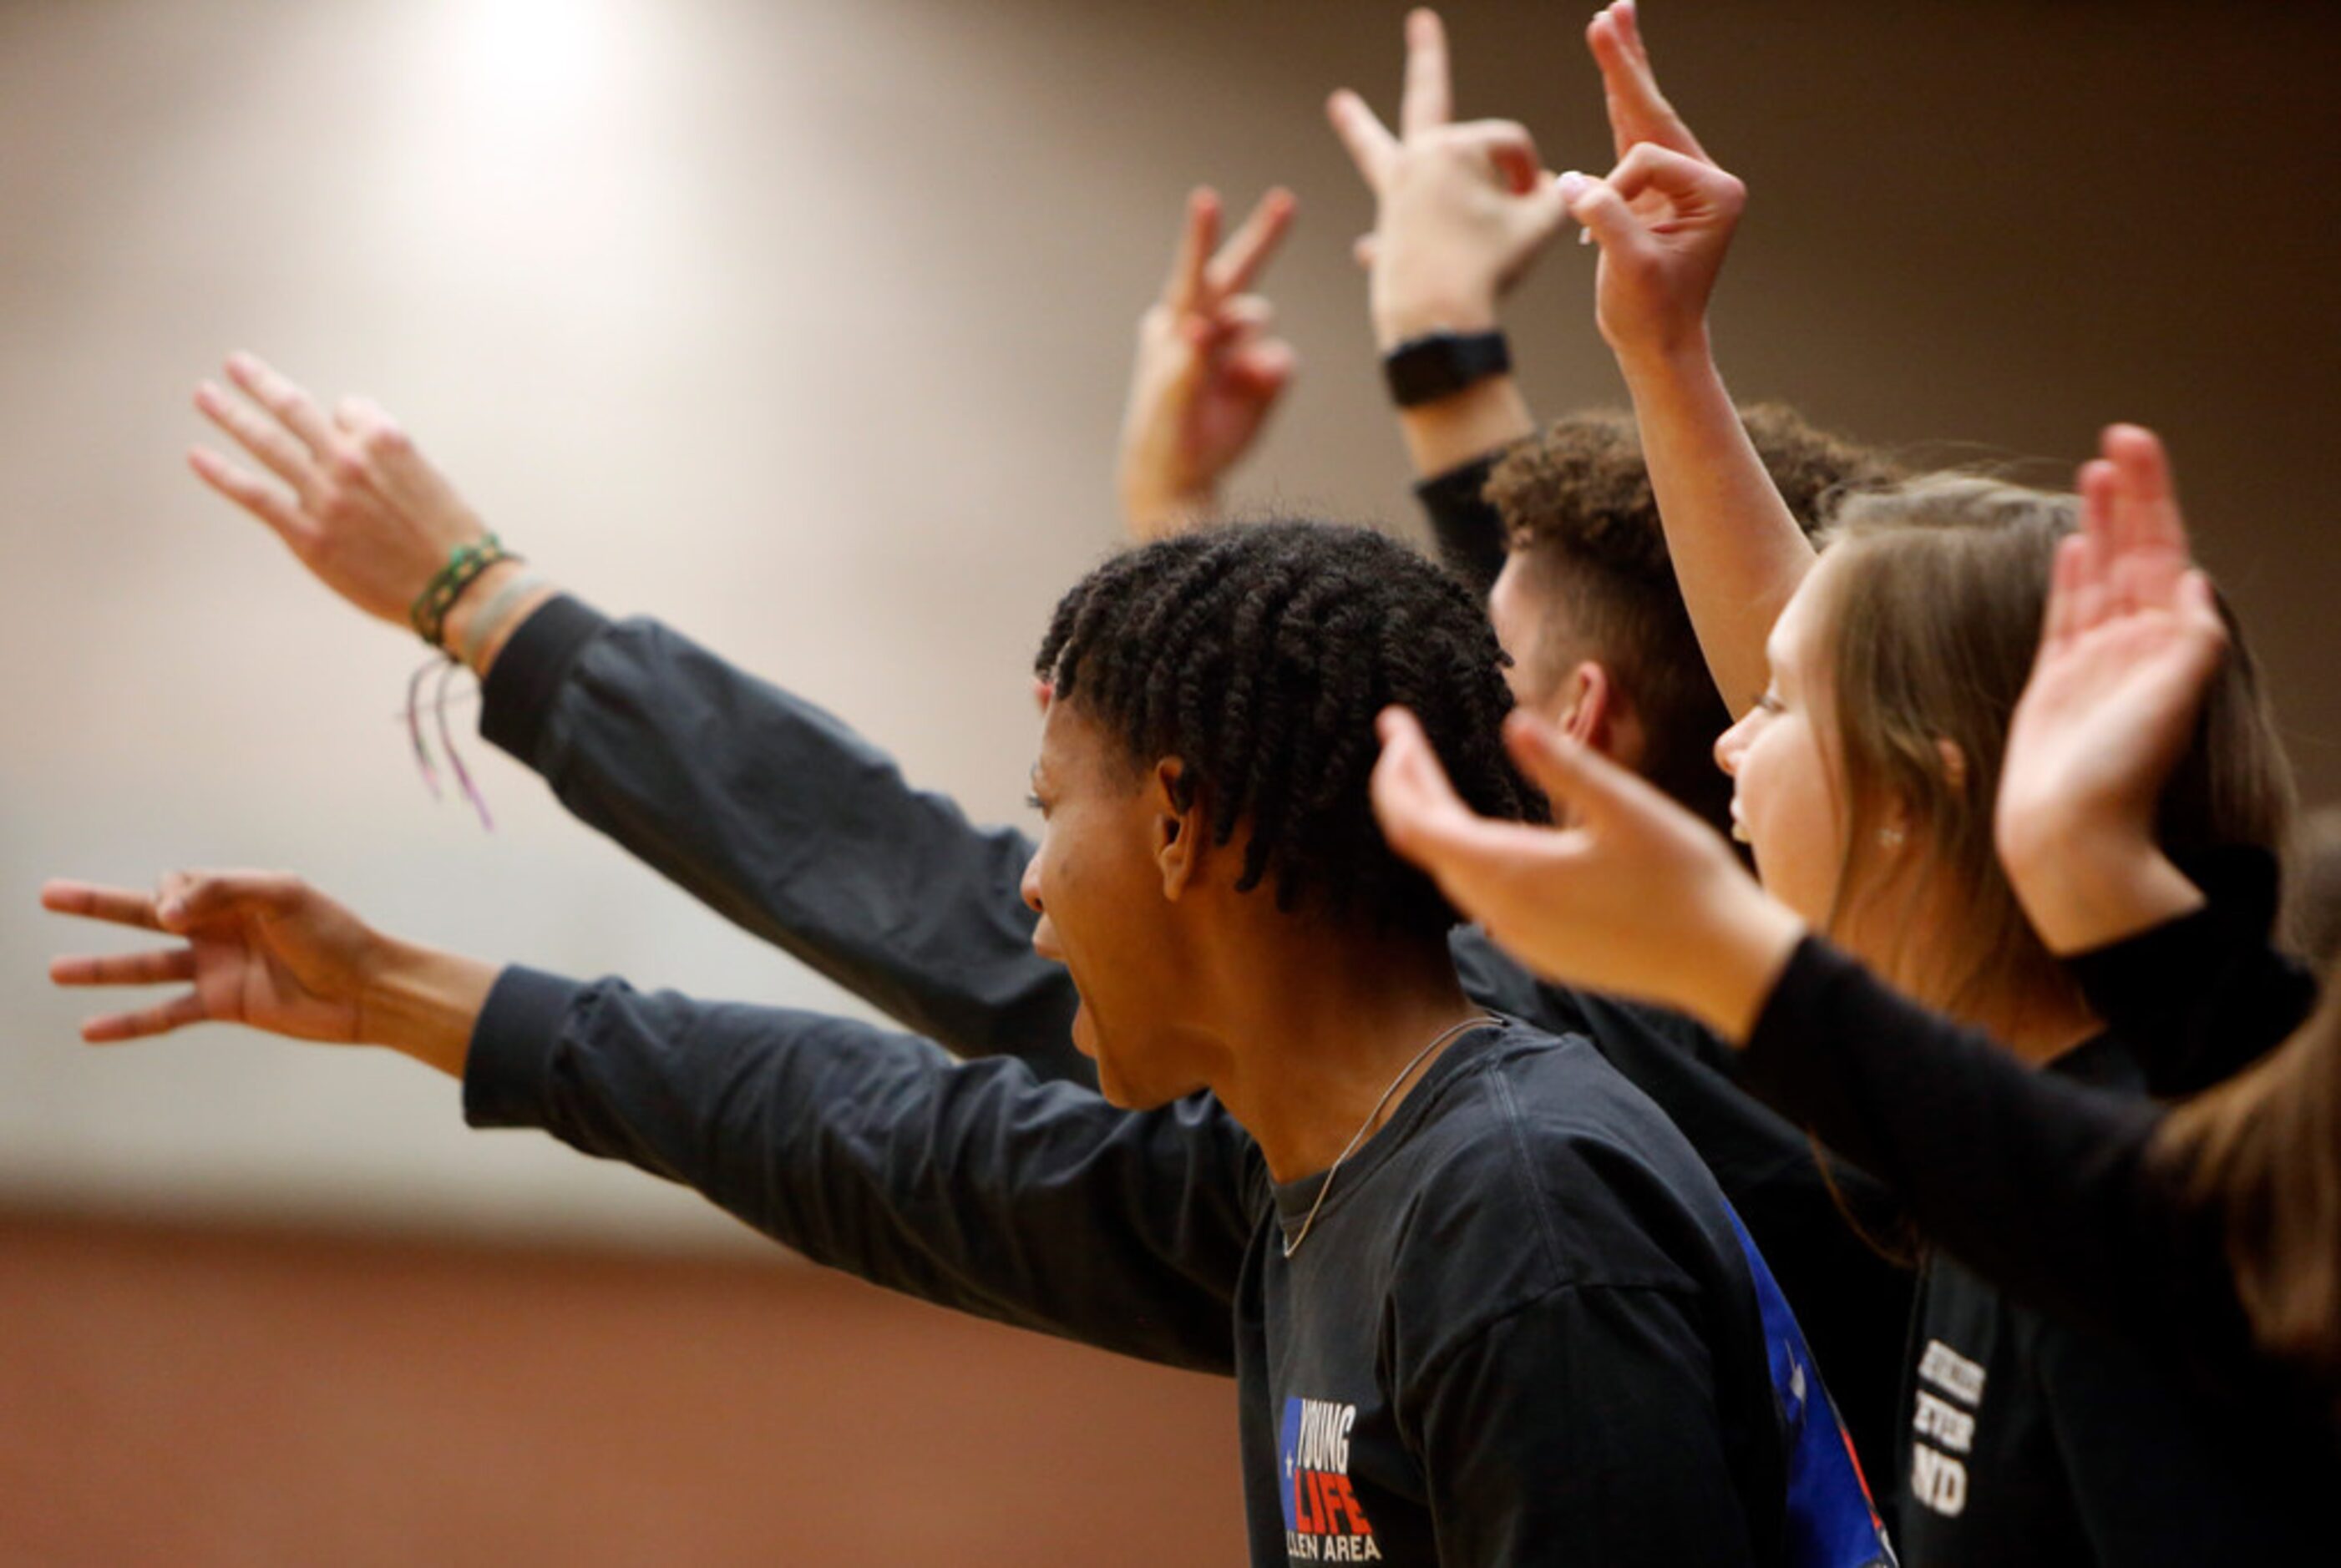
left=447, top=0, right=621, bottom=120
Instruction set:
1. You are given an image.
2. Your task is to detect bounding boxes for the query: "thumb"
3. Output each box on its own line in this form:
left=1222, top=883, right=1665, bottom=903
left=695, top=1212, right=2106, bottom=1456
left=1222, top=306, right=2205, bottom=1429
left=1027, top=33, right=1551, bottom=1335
left=1558, top=171, right=1644, bottom=257
left=1515, top=169, right=1578, bottom=248
left=1371, top=706, right=1478, bottom=862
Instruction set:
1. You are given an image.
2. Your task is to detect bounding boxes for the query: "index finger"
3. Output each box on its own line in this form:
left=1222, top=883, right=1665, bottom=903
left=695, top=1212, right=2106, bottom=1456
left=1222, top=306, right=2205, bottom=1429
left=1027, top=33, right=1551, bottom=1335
left=1399, top=8, right=1452, bottom=138
left=1589, top=2, right=1706, bottom=163
left=224, top=352, right=337, bottom=458
left=1161, top=187, right=1221, bottom=311
left=40, top=880, right=165, bottom=933
left=1327, top=89, right=1401, bottom=188
left=1204, top=188, right=1296, bottom=300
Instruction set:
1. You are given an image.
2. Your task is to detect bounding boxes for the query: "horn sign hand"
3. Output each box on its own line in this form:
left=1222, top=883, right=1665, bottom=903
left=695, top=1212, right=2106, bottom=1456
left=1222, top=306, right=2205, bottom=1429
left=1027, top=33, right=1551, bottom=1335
left=1327, top=8, right=1575, bottom=352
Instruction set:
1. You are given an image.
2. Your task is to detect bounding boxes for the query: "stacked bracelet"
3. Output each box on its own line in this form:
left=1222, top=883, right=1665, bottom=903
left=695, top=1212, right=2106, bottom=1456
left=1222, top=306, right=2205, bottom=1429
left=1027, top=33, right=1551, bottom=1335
left=454, top=569, right=546, bottom=669
left=410, top=534, right=519, bottom=649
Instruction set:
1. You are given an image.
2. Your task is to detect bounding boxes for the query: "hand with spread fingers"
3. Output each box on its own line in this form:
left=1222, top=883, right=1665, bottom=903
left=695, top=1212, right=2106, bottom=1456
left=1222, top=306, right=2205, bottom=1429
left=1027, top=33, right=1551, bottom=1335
left=1327, top=8, right=1573, bottom=352
left=1117, top=186, right=1299, bottom=539
left=188, top=353, right=550, bottom=668
left=1371, top=705, right=1804, bottom=1041
left=42, top=873, right=492, bottom=1075
left=1996, top=425, right=2228, bottom=953
left=1562, top=1, right=1746, bottom=367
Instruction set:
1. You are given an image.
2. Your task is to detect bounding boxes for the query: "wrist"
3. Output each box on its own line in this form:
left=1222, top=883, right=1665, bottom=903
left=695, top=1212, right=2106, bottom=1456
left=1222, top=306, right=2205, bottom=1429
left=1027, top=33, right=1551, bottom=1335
left=1687, top=887, right=1808, bottom=1046
left=2004, top=824, right=2206, bottom=957
left=1609, top=329, right=1719, bottom=387
left=359, top=939, right=500, bottom=1078
left=1372, top=291, right=1500, bottom=353
left=439, top=560, right=557, bottom=676
left=1120, top=476, right=1219, bottom=539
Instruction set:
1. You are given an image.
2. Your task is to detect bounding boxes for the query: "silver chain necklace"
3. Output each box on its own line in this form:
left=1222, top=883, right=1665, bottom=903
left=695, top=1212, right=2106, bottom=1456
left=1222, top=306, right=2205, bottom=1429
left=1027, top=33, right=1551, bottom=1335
left=1280, top=1014, right=1502, bottom=1259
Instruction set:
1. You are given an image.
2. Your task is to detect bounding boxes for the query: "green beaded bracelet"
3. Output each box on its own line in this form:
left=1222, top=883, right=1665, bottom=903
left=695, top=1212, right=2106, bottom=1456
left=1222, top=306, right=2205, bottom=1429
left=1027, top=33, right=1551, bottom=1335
left=410, top=534, right=520, bottom=649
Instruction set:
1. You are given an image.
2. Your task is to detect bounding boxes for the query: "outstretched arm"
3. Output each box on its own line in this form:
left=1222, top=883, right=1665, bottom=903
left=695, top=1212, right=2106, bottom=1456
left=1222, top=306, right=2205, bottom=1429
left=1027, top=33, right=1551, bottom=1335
left=42, top=873, right=1252, bottom=1371
left=187, top=357, right=1087, bottom=1076
left=1562, top=1, right=1817, bottom=716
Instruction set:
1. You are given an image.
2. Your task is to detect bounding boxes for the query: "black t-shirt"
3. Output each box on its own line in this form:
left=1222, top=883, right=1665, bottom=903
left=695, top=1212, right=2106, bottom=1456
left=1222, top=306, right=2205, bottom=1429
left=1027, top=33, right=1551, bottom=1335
left=477, top=595, right=1917, bottom=1494
left=469, top=975, right=1790, bottom=1565
left=1743, top=940, right=2329, bottom=1564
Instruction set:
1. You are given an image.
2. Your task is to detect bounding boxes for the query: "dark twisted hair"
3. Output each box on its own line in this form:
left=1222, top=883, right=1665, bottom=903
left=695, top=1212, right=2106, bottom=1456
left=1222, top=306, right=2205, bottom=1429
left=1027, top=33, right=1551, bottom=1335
left=1036, top=520, right=1542, bottom=939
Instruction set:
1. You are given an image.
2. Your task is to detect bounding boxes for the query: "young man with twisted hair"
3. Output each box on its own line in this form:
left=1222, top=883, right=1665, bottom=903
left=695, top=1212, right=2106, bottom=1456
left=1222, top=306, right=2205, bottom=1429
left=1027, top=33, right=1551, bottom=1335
left=53, top=523, right=1797, bottom=1565
left=162, top=5, right=1914, bottom=1503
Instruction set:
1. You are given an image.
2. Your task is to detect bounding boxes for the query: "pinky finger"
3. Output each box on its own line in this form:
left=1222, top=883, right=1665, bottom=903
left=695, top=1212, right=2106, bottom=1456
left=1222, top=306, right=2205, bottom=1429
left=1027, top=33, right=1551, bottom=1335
left=188, top=445, right=313, bottom=548
left=83, top=990, right=209, bottom=1044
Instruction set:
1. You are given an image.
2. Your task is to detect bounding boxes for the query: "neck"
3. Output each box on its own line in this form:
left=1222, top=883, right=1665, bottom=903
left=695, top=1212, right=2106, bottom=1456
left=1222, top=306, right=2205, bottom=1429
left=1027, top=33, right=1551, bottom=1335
left=1193, top=921, right=1485, bottom=1184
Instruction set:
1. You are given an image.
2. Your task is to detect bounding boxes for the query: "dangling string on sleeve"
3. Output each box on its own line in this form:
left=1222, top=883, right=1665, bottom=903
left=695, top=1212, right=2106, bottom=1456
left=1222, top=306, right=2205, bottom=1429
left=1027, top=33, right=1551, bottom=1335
left=398, top=536, right=532, bottom=832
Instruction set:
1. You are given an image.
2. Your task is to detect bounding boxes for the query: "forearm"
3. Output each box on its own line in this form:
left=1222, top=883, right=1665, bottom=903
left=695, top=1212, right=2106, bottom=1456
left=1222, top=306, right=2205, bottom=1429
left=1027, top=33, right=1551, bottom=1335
left=465, top=969, right=1250, bottom=1369
left=1615, top=344, right=1817, bottom=716
left=357, top=941, right=501, bottom=1077
left=1395, top=377, right=1534, bottom=485
left=479, top=598, right=1087, bottom=1075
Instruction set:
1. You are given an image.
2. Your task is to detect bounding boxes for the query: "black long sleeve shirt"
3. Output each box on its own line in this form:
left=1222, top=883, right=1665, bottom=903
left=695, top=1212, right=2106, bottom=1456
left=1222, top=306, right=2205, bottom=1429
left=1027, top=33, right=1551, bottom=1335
left=468, top=973, right=1792, bottom=1565
left=1741, top=938, right=2328, bottom=1564
left=477, top=597, right=1917, bottom=1493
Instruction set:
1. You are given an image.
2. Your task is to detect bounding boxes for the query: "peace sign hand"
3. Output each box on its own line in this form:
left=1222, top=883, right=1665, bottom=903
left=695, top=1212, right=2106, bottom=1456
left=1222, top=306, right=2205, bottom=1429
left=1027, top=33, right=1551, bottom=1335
left=1117, top=187, right=1300, bottom=539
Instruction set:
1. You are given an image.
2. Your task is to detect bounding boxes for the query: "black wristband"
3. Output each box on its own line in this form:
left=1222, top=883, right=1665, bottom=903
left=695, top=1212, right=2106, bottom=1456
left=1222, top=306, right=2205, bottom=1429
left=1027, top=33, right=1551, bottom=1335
left=1382, top=330, right=1512, bottom=408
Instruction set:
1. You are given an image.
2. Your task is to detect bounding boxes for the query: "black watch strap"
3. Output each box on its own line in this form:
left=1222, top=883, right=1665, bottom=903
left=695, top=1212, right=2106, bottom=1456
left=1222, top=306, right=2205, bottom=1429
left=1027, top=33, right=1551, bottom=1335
left=1383, top=330, right=1512, bottom=408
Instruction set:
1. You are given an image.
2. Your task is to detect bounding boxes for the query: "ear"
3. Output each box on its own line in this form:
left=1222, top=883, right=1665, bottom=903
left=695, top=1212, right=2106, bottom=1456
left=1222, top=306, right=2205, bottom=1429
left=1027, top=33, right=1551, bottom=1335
left=1150, top=758, right=1206, bottom=900
left=1557, top=661, right=1617, bottom=755
left=1934, top=737, right=1969, bottom=792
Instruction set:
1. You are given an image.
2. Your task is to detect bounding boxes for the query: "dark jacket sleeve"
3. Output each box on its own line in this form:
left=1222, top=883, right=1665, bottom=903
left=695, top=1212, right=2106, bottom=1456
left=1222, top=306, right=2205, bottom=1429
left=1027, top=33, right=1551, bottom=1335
left=465, top=966, right=1253, bottom=1373
left=1415, top=453, right=1509, bottom=597
left=2064, top=847, right=2318, bottom=1095
left=479, top=597, right=1087, bottom=1083
left=1736, top=938, right=2245, bottom=1357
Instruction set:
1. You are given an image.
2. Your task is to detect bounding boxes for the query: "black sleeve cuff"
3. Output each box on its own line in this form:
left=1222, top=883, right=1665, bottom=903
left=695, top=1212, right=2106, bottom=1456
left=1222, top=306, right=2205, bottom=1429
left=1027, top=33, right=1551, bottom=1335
left=479, top=594, right=611, bottom=765
left=463, top=965, right=588, bottom=1130
left=2064, top=844, right=2317, bottom=1093
left=1414, top=453, right=1511, bottom=598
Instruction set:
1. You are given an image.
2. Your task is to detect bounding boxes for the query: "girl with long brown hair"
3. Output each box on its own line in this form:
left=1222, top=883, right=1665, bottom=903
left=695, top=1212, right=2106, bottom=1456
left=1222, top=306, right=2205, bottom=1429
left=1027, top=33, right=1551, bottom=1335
left=1388, top=4, right=2324, bottom=1560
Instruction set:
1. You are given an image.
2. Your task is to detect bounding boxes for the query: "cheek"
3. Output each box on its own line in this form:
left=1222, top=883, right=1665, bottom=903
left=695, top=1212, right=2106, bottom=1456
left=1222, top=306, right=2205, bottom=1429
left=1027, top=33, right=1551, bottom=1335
left=1741, top=723, right=1841, bottom=916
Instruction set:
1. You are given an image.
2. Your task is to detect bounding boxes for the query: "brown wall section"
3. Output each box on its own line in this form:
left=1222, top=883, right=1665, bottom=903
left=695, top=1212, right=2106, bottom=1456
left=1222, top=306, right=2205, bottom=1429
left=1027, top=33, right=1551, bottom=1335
left=0, top=1211, right=1245, bottom=1565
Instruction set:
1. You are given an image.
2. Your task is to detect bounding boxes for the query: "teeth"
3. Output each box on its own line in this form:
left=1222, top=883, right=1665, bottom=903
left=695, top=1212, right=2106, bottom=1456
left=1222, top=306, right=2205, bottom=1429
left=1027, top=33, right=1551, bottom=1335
left=1730, top=819, right=1752, bottom=844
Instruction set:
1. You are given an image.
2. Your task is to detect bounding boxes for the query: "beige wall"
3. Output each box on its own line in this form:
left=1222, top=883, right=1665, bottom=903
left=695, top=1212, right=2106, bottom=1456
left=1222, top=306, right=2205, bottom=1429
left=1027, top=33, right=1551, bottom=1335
left=0, top=3, right=2333, bottom=1560
left=0, top=0, right=2333, bottom=1242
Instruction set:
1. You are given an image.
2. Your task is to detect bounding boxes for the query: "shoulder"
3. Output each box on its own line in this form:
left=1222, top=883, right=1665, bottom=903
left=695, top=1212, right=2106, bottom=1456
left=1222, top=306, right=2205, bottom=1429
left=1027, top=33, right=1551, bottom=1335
left=1399, top=1025, right=1746, bottom=1298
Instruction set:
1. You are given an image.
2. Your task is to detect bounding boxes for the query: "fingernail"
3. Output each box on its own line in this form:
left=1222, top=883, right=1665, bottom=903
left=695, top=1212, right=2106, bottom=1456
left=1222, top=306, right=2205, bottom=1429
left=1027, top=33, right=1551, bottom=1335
left=1557, top=170, right=1591, bottom=204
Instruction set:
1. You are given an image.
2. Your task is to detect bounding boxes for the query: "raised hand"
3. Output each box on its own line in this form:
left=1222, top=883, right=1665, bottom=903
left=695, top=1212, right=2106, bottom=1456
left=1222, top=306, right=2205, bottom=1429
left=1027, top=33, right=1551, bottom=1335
left=189, top=354, right=542, bottom=662
left=1328, top=8, right=1573, bottom=349
left=42, top=872, right=491, bottom=1074
left=1371, top=706, right=1803, bottom=1039
left=1116, top=187, right=1299, bottom=538
left=1996, top=425, right=2226, bottom=952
